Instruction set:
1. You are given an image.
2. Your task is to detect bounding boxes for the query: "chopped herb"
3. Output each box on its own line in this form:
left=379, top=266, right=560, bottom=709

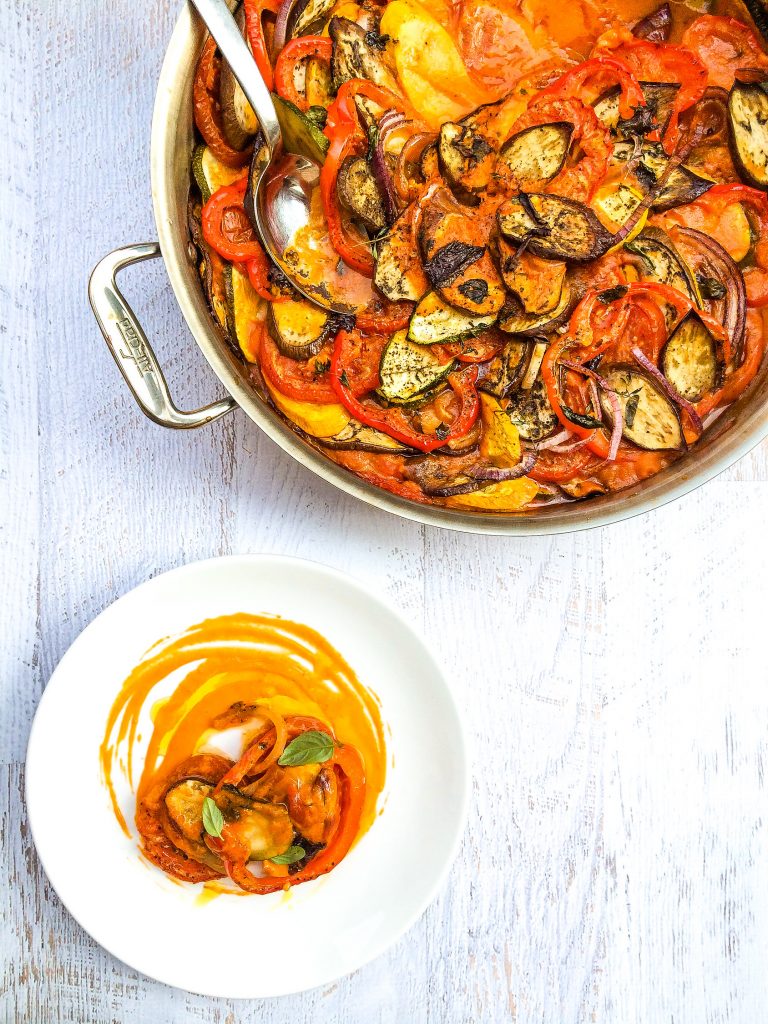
left=624, top=391, right=641, bottom=428
left=365, top=29, right=390, bottom=50
left=624, top=240, right=654, bottom=271
left=202, top=796, right=224, bottom=839
left=695, top=274, right=726, bottom=300
left=270, top=845, right=306, bottom=865
left=313, top=358, right=331, bottom=378
left=278, top=729, right=336, bottom=767
left=562, top=403, right=603, bottom=429
left=339, top=369, right=351, bottom=389
left=597, top=285, right=628, bottom=305
left=367, top=124, right=379, bottom=160
left=306, top=105, right=328, bottom=131
left=435, top=423, right=450, bottom=440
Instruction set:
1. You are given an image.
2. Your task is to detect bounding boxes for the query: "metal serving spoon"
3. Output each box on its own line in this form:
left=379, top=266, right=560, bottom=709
left=189, top=0, right=352, bottom=313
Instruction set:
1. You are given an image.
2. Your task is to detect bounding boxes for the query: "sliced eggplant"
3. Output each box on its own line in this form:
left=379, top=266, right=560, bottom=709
left=624, top=227, right=699, bottom=309
left=408, top=291, right=497, bottom=345
left=728, top=81, right=768, bottom=191
left=329, top=17, right=399, bottom=92
left=504, top=374, right=558, bottom=442
left=337, top=155, right=386, bottom=231
left=661, top=311, right=718, bottom=402
left=478, top=340, right=530, bottom=398
left=272, top=94, right=329, bottom=165
left=378, top=331, right=456, bottom=404
left=268, top=298, right=332, bottom=359
left=599, top=366, right=683, bottom=450
left=438, top=121, right=496, bottom=201
left=226, top=264, right=265, bottom=357
left=492, top=238, right=567, bottom=315
left=611, top=140, right=713, bottom=210
left=632, top=3, right=672, bottom=42
left=593, top=81, right=680, bottom=137
left=498, top=281, right=572, bottom=335
left=373, top=206, right=429, bottom=302
left=289, top=0, right=338, bottom=37
left=318, top=420, right=412, bottom=452
left=496, top=122, right=573, bottom=189
left=497, top=194, right=612, bottom=262
left=215, top=785, right=294, bottom=862
left=219, top=7, right=259, bottom=151
left=165, top=778, right=212, bottom=843
left=592, top=183, right=643, bottom=232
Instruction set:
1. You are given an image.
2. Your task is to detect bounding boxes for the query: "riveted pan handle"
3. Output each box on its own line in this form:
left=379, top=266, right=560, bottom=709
left=88, top=243, right=237, bottom=429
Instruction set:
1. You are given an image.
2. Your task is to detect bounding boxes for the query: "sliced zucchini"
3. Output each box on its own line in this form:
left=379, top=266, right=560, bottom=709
left=611, top=140, right=713, bottom=210
left=497, top=194, right=612, bottom=262
left=329, top=17, right=399, bottom=92
left=624, top=228, right=699, bottom=312
left=505, top=374, right=558, bottom=442
left=337, top=156, right=386, bottom=231
left=272, top=94, right=329, bottom=165
left=728, top=81, right=768, bottom=191
left=268, top=298, right=331, bottom=359
left=227, top=263, right=265, bottom=359
left=215, top=785, right=294, bottom=861
left=438, top=121, right=496, bottom=201
left=496, top=122, right=573, bottom=189
left=318, top=420, right=412, bottom=452
left=593, top=81, right=680, bottom=137
left=599, top=366, right=683, bottom=450
left=378, top=330, right=456, bottom=404
left=373, top=207, right=429, bottom=303
left=498, top=282, right=572, bottom=336
left=192, top=144, right=245, bottom=203
left=592, top=182, right=644, bottom=232
left=408, top=291, right=497, bottom=345
left=492, top=238, right=567, bottom=315
left=479, top=341, right=530, bottom=398
left=661, top=311, right=718, bottom=402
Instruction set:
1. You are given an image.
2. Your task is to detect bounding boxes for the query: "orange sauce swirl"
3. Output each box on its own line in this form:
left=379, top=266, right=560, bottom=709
left=100, top=613, right=386, bottom=873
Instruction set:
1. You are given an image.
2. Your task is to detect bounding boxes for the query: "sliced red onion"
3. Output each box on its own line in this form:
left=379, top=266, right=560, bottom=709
left=467, top=452, right=537, bottom=482
left=550, top=436, right=593, bottom=454
left=538, top=429, right=573, bottom=450
left=561, top=360, right=623, bottom=461
left=272, top=0, right=297, bottom=57
left=671, top=226, right=746, bottom=365
left=372, top=135, right=400, bottom=226
left=630, top=346, right=704, bottom=435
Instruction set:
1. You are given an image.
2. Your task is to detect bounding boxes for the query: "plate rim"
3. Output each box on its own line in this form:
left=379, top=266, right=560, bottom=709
left=25, top=553, right=471, bottom=998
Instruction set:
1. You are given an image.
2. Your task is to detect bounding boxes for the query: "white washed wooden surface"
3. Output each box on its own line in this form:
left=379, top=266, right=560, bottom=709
left=2, top=1, right=768, bottom=1021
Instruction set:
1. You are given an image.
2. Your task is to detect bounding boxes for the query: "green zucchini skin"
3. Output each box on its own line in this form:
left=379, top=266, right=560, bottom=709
left=408, top=292, right=497, bottom=346
left=378, top=330, right=456, bottom=404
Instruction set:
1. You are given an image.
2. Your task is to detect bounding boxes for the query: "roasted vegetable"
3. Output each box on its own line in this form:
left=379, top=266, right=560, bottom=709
left=632, top=4, right=672, bottom=43
left=611, top=140, right=713, bottom=210
left=288, top=0, right=338, bottom=36
left=593, top=81, right=680, bottom=137
left=505, top=375, right=559, bottom=442
left=408, top=291, right=497, bottom=345
left=378, top=331, right=456, bottom=403
left=661, top=310, right=718, bottom=401
left=337, top=156, right=387, bottom=231
left=272, top=94, right=329, bottom=165
left=438, top=121, right=496, bottom=201
left=478, top=340, right=530, bottom=398
left=215, top=785, right=294, bottom=861
left=493, top=239, right=567, bottom=315
left=728, top=81, right=768, bottom=191
left=165, top=778, right=213, bottom=842
left=329, top=17, right=400, bottom=92
left=318, top=419, right=412, bottom=452
left=497, top=194, right=613, bottom=262
left=268, top=298, right=332, bottom=359
left=374, top=208, right=429, bottom=303
left=592, top=182, right=644, bottom=233
left=227, top=264, right=265, bottom=359
left=189, top=202, right=233, bottom=339
left=496, top=122, right=573, bottom=190
left=192, top=144, right=247, bottom=204
left=497, top=282, right=572, bottom=335
left=599, top=366, right=683, bottom=450
left=219, top=7, right=259, bottom=151
left=624, top=228, right=700, bottom=311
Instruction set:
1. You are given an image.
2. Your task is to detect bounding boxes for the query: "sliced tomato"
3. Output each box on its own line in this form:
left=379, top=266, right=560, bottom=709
left=682, top=15, right=768, bottom=91
left=258, top=324, right=337, bottom=403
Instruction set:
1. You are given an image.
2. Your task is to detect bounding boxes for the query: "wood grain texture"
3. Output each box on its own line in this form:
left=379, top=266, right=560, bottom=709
left=2, top=0, right=768, bottom=1021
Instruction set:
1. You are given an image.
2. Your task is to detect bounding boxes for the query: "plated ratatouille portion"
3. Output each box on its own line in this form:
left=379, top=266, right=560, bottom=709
left=189, top=0, right=768, bottom=512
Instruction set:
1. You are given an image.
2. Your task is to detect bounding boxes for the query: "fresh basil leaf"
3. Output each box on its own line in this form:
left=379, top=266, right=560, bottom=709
left=202, top=796, right=224, bottom=839
left=270, top=845, right=307, bottom=865
left=561, top=402, right=603, bottom=429
left=278, top=729, right=335, bottom=767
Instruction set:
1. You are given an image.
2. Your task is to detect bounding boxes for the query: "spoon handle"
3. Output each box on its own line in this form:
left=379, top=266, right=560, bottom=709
left=189, top=0, right=282, bottom=153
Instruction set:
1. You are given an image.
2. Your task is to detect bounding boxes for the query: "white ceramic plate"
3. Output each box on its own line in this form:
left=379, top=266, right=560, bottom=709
left=26, top=555, right=469, bottom=998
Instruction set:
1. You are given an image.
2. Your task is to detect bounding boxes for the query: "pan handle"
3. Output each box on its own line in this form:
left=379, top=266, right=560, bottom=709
left=88, top=243, right=237, bottom=429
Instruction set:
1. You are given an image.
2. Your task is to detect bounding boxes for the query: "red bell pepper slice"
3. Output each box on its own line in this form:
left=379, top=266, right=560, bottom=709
left=243, top=0, right=279, bottom=91
left=540, top=56, right=645, bottom=119
left=274, top=36, right=333, bottom=110
left=193, top=38, right=252, bottom=169
left=202, top=178, right=266, bottom=263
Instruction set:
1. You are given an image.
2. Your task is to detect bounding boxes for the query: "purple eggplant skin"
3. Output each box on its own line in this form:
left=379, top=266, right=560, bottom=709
left=632, top=3, right=672, bottom=43
left=727, top=81, right=768, bottom=192
left=742, top=0, right=768, bottom=43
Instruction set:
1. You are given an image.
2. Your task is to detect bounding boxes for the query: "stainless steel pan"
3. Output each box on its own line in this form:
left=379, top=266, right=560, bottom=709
left=89, top=3, right=768, bottom=535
